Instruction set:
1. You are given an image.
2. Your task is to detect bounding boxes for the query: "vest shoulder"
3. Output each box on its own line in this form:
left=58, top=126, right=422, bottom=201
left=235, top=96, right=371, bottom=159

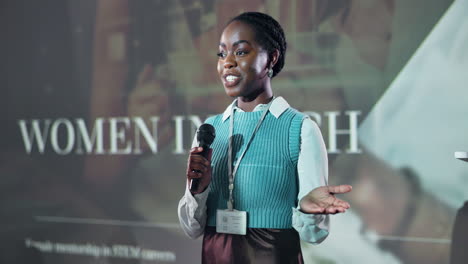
left=283, top=107, right=308, bottom=121
left=204, top=114, right=224, bottom=125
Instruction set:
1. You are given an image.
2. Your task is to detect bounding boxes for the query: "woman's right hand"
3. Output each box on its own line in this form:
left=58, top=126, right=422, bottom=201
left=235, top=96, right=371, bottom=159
left=186, top=147, right=212, bottom=195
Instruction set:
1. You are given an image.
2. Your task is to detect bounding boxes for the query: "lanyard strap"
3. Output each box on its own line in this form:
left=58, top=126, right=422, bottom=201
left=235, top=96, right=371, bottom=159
left=227, top=100, right=272, bottom=210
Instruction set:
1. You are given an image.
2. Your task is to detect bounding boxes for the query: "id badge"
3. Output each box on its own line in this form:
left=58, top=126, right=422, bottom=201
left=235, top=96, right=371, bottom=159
left=216, top=209, right=247, bottom=235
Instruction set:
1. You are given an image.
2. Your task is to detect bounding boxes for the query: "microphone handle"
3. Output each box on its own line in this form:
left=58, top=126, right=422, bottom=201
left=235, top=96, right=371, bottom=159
left=199, top=144, right=210, bottom=157
left=189, top=144, right=210, bottom=193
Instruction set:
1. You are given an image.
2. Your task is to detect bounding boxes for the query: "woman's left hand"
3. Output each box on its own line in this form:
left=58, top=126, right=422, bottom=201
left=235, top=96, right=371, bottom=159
left=300, top=185, right=352, bottom=214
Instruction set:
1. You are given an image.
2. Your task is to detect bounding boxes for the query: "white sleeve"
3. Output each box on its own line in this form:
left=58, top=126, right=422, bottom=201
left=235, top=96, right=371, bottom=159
left=177, top=184, right=210, bottom=239
left=292, top=117, right=330, bottom=244
left=177, top=135, right=210, bottom=239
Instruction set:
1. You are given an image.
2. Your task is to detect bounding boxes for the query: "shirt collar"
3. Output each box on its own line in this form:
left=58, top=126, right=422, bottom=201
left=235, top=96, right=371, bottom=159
left=221, top=96, right=290, bottom=122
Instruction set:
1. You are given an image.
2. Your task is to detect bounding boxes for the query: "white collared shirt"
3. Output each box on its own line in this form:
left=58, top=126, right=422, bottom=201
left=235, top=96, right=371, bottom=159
left=178, top=97, right=330, bottom=243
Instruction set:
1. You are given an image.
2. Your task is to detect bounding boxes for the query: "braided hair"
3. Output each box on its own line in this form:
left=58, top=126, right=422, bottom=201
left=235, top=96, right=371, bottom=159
left=228, top=12, right=287, bottom=78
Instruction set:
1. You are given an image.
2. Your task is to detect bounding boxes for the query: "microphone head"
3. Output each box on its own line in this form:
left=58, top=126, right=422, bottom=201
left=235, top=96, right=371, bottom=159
left=197, top=123, right=216, bottom=147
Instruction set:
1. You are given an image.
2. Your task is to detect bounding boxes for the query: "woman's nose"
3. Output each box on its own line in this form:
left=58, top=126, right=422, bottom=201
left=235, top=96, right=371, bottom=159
left=224, top=53, right=236, bottom=69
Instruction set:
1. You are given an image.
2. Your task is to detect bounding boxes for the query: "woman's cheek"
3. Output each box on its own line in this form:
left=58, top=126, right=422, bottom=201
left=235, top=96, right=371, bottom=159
left=217, top=61, right=224, bottom=76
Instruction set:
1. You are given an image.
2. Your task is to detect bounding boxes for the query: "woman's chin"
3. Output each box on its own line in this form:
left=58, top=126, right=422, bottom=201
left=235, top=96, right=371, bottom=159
left=224, top=87, right=240, bottom=98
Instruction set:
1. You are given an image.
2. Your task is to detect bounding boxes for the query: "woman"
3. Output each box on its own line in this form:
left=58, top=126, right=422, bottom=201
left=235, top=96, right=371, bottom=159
left=178, top=12, right=352, bottom=263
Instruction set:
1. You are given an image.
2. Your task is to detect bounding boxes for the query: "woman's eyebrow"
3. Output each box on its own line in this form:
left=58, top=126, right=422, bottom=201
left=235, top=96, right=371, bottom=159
left=219, top=40, right=251, bottom=48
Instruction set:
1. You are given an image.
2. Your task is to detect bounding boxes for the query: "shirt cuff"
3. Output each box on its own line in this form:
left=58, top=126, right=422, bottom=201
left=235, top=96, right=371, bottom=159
left=185, top=184, right=210, bottom=219
left=292, top=207, right=329, bottom=244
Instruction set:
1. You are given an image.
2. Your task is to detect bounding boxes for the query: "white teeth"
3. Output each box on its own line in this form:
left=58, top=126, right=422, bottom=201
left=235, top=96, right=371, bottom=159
left=226, top=75, right=239, bottom=82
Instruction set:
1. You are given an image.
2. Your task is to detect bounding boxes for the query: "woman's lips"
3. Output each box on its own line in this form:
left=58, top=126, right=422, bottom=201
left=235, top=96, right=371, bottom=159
left=223, top=74, right=241, bottom=87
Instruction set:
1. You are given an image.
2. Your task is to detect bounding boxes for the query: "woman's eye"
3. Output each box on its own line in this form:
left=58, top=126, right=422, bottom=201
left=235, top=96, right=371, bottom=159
left=217, top=52, right=226, bottom=58
left=235, top=50, right=247, bottom=56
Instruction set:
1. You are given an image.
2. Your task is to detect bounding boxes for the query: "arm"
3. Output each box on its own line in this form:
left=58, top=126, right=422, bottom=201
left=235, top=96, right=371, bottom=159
left=178, top=185, right=210, bottom=239
left=177, top=136, right=212, bottom=239
left=292, top=118, right=352, bottom=243
left=292, top=118, right=330, bottom=243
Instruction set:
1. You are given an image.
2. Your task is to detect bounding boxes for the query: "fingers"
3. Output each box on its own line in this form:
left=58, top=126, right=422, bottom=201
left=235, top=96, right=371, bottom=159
left=299, top=201, right=325, bottom=214
left=303, top=205, right=350, bottom=215
left=333, top=198, right=351, bottom=209
left=186, top=147, right=211, bottom=179
left=136, top=64, right=154, bottom=86
left=324, top=206, right=348, bottom=214
left=305, top=203, right=350, bottom=214
left=190, top=146, right=204, bottom=154
left=327, top=185, right=353, bottom=194
left=304, top=207, right=326, bottom=214
left=187, top=170, right=204, bottom=179
left=187, top=147, right=212, bottom=194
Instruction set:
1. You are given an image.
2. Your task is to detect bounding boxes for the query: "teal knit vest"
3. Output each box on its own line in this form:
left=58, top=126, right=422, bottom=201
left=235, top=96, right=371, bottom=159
left=205, top=107, right=306, bottom=228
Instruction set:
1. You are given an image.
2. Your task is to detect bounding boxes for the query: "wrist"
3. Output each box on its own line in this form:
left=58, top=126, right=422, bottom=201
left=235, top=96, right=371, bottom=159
left=190, top=184, right=208, bottom=196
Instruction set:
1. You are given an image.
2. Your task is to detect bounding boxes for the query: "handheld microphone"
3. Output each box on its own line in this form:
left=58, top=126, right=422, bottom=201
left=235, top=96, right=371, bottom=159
left=190, top=123, right=216, bottom=192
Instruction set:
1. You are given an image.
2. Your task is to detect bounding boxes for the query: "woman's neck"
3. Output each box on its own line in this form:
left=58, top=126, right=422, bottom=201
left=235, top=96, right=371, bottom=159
left=237, top=89, right=273, bottom=112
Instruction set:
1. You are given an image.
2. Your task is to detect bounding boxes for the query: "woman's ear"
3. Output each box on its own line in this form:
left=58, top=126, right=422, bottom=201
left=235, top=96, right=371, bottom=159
left=269, top=49, right=280, bottom=69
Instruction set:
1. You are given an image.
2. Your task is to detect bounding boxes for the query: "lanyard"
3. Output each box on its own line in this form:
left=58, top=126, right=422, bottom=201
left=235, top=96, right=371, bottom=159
left=227, top=100, right=272, bottom=210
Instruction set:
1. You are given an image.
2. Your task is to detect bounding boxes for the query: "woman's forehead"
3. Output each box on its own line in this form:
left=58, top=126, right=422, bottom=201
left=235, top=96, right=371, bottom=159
left=220, top=20, right=257, bottom=46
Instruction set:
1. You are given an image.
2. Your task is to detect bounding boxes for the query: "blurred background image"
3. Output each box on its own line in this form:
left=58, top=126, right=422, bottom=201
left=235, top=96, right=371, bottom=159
left=1, top=0, right=467, bottom=263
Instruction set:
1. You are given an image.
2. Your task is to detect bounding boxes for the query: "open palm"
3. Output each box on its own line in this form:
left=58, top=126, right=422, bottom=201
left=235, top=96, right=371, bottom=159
left=300, top=185, right=352, bottom=214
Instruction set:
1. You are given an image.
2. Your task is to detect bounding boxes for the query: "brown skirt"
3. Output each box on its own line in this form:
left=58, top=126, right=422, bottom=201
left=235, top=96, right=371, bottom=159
left=202, top=226, right=303, bottom=264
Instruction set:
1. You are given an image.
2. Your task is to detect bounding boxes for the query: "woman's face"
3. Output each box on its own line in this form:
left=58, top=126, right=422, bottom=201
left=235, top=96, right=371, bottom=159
left=217, top=20, right=270, bottom=99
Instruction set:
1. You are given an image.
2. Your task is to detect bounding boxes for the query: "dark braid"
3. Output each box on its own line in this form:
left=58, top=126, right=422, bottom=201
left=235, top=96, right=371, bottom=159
left=228, top=12, right=287, bottom=78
